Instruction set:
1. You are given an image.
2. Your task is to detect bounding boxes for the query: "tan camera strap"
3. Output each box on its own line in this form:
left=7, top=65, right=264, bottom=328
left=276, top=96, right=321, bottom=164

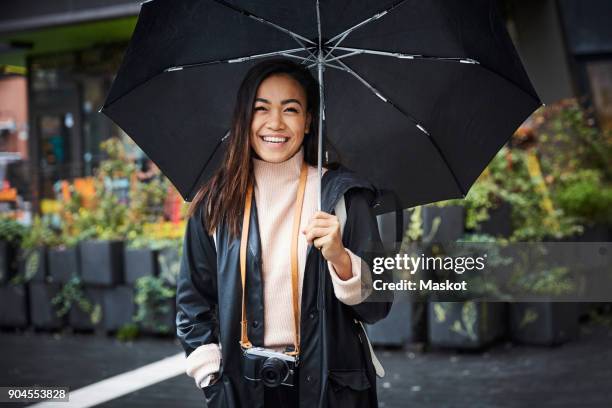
left=240, top=160, right=308, bottom=356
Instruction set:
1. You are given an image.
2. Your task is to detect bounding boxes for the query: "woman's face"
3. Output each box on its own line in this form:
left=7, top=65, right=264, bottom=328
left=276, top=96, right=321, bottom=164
left=250, top=73, right=312, bottom=163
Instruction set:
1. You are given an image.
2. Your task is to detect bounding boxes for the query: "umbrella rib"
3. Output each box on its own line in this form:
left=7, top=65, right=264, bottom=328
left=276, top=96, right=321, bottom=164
left=323, top=31, right=350, bottom=61
left=163, top=47, right=313, bottom=71
left=211, top=0, right=317, bottom=60
left=324, top=0, right=407, bottom=48
left=327, top=59, right=390, bottom=104
left=316, top=0, right=322, bottom=50
left=331, top=46, right=480, bottom=65
left=323, top=50, right=362, bottom=64
left=102, top=48, right=313, bottom=109
left=282, top=53, right=318, bottom=63
left=324, top=62, right=347, bottom=71
left=330, top=59, right=467, bottom=197
left=331, top=46, right=542, bottom=103
left=104, top=46, right=318, bottom=111
left=186, top=130, right=230, bottom=201
left=307, top=61, right=345, bottom=71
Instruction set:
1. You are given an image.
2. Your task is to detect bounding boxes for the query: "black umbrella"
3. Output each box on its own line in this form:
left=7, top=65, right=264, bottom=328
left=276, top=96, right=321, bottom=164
left=100, top=0, right=542, bottom=211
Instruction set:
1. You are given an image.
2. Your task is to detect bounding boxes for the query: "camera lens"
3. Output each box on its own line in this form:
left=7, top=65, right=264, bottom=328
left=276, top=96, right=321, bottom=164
left=260, top=357, right=289, bottom=388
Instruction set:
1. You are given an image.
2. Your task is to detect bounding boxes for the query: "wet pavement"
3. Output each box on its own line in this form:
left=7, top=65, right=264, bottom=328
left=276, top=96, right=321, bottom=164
left=1, top=318, right=611, bottom=407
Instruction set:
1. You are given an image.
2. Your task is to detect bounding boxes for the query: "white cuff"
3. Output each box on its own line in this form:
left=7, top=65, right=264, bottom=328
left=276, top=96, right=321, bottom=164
left=185, top=343, right=222, bottom=388
left=328, top=248, right=372, bottom=306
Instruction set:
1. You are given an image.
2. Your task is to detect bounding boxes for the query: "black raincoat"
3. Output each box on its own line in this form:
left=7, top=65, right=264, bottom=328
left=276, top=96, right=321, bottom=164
left=176, top=165, right=393, bottom=408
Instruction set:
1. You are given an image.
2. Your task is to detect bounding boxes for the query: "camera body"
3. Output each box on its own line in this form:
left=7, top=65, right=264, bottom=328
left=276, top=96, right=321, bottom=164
left=242, top=347, right=298, bottom=388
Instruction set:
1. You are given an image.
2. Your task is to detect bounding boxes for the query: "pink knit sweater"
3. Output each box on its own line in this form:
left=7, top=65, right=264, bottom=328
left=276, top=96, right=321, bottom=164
left=185, top=146, right=368, bottom=388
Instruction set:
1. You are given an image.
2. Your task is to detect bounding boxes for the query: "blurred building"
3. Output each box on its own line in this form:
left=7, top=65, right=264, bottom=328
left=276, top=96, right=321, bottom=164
left=0, top=1, right=140, bottom=211
left=0, top=0, right=611, bottom=212
left=505, top=0, right=612, bottom=129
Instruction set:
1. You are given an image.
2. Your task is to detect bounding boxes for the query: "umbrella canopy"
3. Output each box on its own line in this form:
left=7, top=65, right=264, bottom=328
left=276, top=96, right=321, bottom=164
left=101, top=0, right=542, bottom=211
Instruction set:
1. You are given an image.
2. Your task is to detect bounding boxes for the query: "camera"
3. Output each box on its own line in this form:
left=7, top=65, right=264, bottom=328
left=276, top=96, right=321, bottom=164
left=242, top=347, right=298, bottom=388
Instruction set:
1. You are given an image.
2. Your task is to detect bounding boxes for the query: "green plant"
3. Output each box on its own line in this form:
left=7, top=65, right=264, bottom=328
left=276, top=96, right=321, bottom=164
left=51, top=276, right=102, bottom=325
left=157, top=239, right=183, bottom=285
left=509, top=265, right=575, bottom=297
left=457, top=233, right=513, bottom=298
left=55, top=137, right=138, bottom=245
left=555, top=169, right=612, bottom=225
left=98, top=138, right=137, bottom=179
left=390, top=206, right=441, bottom=299
left=432, top=301, right=478, bottom=341
left=116, top=323, right=140, bottom=341
left=92, top=138, right=138, bottom=240
left=10, top=215, right=60, bottom=284
left=133, top=275, right=176, bottom=334
left=0, top=216, right=26, bottom=282
left=20, top=215, right=60, bottom=249
left=441, top=99, right=611, bottom=241
left=535, top=98, right=612, bottom=182
left=128, top=174, right=170, bottom=226
left=402, top=206, right=440, bottom=245
left=506, top=148, right=583, bottom=241
left=533, top=98, right=612, bottom=231
left=460, top=180, right=500, bottom=231
left=126, top=236, right=180, bottom=251
left=451, top=146, right=582, bottom=241
left=56, top=187, right=93, bottom=247
left=506, top=243, right=577, bottom=298
left=0, top=215, right=27, bottom=244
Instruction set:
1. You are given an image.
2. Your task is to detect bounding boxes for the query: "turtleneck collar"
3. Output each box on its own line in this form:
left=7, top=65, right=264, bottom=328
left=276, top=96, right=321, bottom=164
left=252, top=146, right=305, bottom=184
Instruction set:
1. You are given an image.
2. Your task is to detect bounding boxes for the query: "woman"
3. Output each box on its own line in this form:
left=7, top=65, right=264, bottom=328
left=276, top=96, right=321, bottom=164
left=176, top=58, right=392, bottom=408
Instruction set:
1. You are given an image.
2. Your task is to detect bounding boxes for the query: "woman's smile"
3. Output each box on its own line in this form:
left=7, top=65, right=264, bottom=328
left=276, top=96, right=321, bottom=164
left=260, top=134, right=290, bottom=147
left=250, top=73, right=311, bottom=163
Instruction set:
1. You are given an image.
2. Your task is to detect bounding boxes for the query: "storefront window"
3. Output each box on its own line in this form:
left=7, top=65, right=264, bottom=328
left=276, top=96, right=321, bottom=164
left=28, top=43, right=134, bottom=204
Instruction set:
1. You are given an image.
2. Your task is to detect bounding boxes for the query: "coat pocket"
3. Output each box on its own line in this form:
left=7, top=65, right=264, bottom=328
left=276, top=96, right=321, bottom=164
left=327, top=368, right=372, bottom=408
left=202, top=378, right=226, bottom=408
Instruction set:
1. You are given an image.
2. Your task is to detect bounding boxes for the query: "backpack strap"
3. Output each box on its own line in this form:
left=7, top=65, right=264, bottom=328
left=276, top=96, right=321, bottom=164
left=359, top=320, right=386, bottom=378
left=334, top=193, right=386, bottom=379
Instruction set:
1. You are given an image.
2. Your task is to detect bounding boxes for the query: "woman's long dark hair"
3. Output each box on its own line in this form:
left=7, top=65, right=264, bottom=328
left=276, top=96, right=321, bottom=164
left=187, top=58, right=340, bottom=239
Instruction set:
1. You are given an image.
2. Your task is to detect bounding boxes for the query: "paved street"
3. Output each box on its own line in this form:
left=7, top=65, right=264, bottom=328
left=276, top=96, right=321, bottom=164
left=1, top=317, right=611, bottom=408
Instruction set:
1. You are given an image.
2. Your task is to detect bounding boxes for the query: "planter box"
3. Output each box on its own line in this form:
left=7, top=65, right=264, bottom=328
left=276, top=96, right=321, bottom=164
left=48, top=246, right=79, bottom=283
left=477, top=202, right=513, bottom=238
left=124, top=248, right=159, bottom=284
left=509, top=302, right=579, bottom=345
left=138, top=297, right=177, bottom=335
left=79, top=240, right=125, bottom=286
left=422, top=205, right=465, bottom=243
left=157, top=246, right=181, bottom=285
left=0, top=240, right=18, bottom=284
left=69, top=286, right=135, bottom=332
left=103, top=285, right=134, bottom=332
left=29, top=282, right=64, bottom=330
left=569, top=224, right=611, bottom=242
left=0, top=284, right=29, bottom=328
left=577, top=302, right=594, bottom=321
left=550, top=225, right=611, bottom=321
left=366, top=300, right=426, bottom=346
left=428, top=301, right=507, bottom=349
left=68, top=287, right=104, bottom=331
left=17, top=246, right=48, bottom=283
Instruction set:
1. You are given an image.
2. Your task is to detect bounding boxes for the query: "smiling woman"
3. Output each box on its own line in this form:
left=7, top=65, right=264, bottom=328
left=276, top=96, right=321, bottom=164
left=250, top=74, right=312, bottom=163
left=185, top=59, right=327, bottom=239
left=176, top=58, right=392, bottom=408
